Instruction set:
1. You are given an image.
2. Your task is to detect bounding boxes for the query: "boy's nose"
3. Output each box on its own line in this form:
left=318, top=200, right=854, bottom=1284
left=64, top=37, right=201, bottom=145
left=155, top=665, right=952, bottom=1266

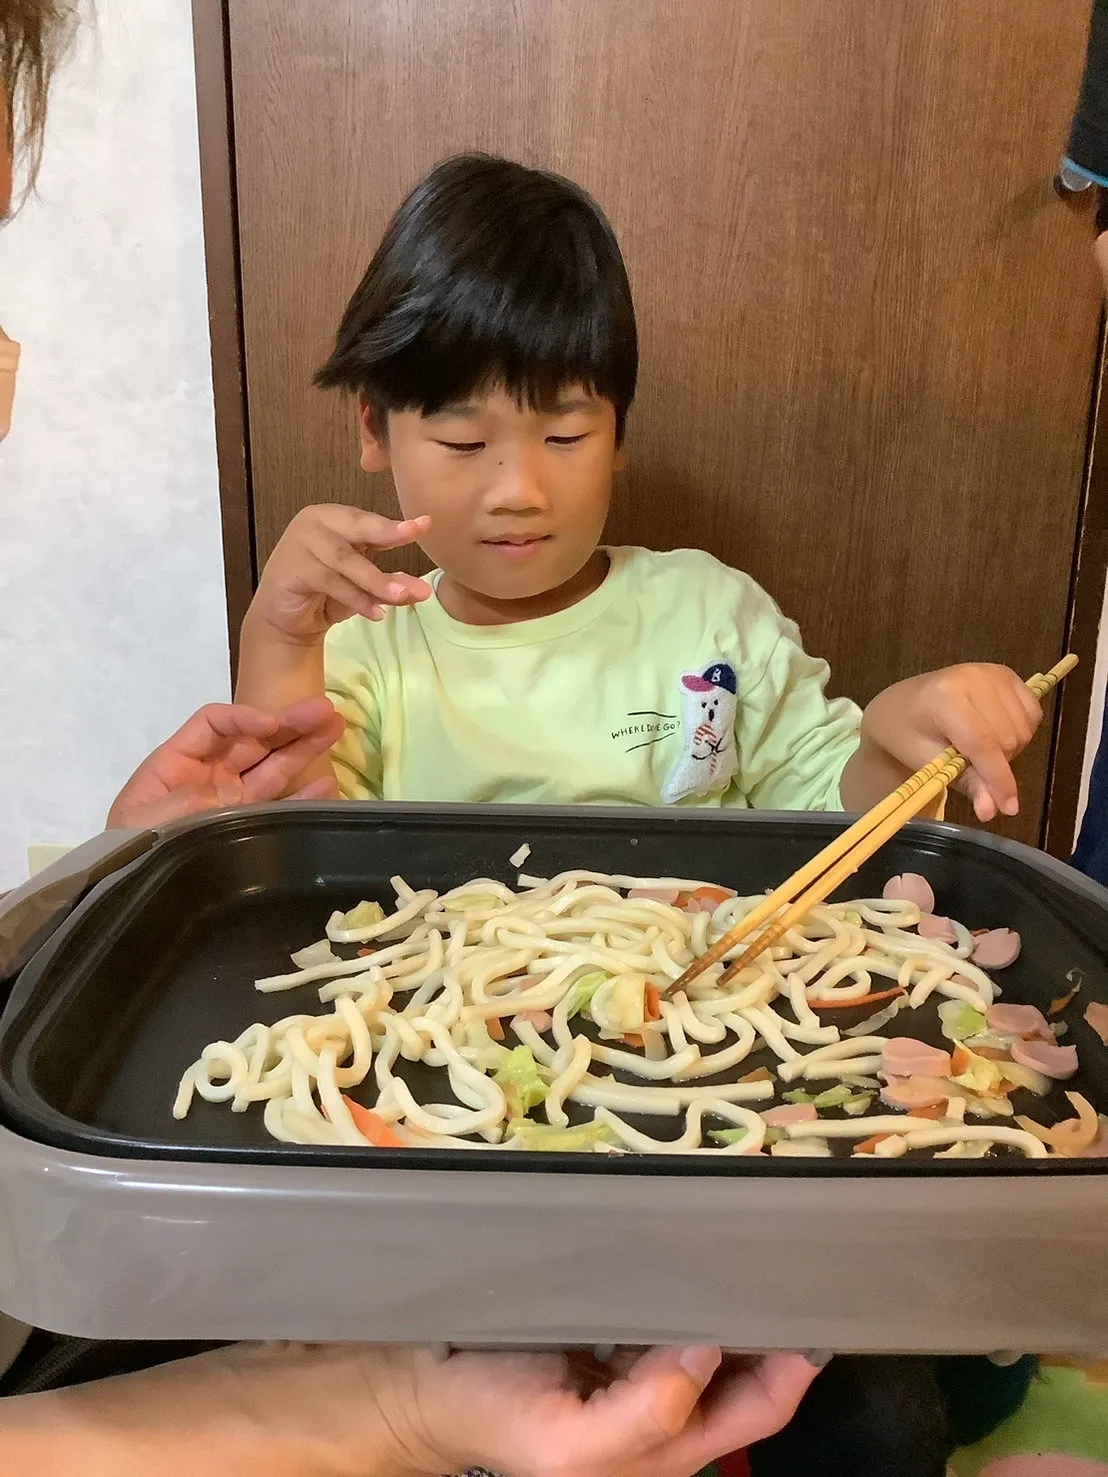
left=488, top=453, right=551, bottom=514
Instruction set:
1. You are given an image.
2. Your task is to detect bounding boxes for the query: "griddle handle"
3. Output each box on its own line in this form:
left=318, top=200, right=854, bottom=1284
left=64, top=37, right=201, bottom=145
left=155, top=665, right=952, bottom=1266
left=0, top=830, right=156, bottom=983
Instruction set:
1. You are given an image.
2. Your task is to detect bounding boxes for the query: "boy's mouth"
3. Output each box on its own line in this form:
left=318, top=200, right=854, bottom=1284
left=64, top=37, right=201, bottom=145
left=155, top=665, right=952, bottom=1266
left=482, top=534, right=552, bottom=557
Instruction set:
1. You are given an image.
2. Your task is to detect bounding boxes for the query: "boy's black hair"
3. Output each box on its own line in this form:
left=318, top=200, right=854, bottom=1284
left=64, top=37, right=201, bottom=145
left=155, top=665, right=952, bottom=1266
left=315, top=153, right=638, bottom=443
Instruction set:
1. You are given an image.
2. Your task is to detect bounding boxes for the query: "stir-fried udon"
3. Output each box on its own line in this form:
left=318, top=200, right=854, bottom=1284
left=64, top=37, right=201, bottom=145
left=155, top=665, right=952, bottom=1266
left=173, top=868, right=1106, bottom=1159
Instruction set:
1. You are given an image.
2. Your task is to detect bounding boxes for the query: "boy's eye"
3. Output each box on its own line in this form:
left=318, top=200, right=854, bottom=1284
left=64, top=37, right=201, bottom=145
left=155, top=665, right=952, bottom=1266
left=546, top=434, right=588, bottom=446
left=438, top=440, right=485, bottom=454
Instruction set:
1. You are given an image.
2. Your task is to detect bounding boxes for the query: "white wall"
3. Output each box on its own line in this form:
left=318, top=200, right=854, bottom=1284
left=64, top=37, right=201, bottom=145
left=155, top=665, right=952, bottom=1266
left=0, top=0, right=228, bottom=889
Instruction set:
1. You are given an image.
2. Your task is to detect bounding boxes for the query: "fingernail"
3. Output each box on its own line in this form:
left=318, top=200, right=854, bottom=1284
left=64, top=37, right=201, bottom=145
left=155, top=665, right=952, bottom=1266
left=804, top=1350, right=834, bottom=1368
left=677, top=1346, right=722, bottom=1386
left=1002, top=798, right=1019, bottom=816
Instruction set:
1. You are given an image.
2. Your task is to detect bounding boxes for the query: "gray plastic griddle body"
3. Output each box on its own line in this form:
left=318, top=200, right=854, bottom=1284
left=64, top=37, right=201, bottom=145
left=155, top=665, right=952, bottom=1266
left=0, top=1121, right=1104, bottom=1352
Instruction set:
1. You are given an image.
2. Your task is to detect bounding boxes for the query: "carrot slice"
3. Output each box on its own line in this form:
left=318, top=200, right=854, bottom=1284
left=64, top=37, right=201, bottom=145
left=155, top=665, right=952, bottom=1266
left=357, top=946, right=375, bottom=957
left=951, top=1044, right=975, bottom=1076
left=645, top=985, right=663, bottom=1022
left=910, top=1103, right=947, bottom=1120
left=854, top=1134, right=891, bottom=1155
left=690, top=885, right=736, bottom=907
left=486, top=1015, right=505, bottom=1042
left=1050, top=986, right=1081, bottom=1017
left=739, top=1066, right=775, bottom=1084
left=623, top=1033, right=646, bottom=1049
left=811, top=987, right=904, bottom=1011
left=342, top=1096, right=404, bottom=1148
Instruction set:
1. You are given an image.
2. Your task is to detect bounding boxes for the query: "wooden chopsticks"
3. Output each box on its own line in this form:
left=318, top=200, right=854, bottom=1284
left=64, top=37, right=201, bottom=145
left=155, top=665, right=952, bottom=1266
left=671, top=655, right=1078, bottom=994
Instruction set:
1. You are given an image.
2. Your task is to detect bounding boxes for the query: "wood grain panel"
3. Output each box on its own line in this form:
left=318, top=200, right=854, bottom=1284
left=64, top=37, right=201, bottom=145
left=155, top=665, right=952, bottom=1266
left=226, top=0, right=1103, bottom=846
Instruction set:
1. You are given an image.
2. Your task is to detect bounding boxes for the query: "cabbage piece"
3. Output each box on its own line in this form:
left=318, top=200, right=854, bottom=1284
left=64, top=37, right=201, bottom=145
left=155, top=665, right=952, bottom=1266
left=782, top=1089, right=816, bottom=1105
left=934, top=1140, right=993, bottom=1159
left=508, top=1119, right=617, bottom=1151
left=996, top=1060, right=1051, bottom=1097
left=606, top=974, right=648, bottom=1032
left=952, top=1051, right=1005, bottom=1097
left=566, top=972, right=607, bottom=1020
left=466, top=1022, right=510, bottom=1073
left=336, top=900, right=385, bottom=931
left=842, top=1093, right=874, bottom=1117
left=938, top=1001, right=986, bottom=1043
left=493, top=1046, right=549, bottom=1118
left=709, top=1126, right=750, bottom=1145
left=812, top=1085, right=854, bottom=1110
left=289, top=939, right=338, bottom=969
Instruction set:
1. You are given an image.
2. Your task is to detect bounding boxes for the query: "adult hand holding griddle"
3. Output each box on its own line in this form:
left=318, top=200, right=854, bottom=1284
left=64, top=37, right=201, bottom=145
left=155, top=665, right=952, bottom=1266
left=0, top=1340, right=817, bottom=1477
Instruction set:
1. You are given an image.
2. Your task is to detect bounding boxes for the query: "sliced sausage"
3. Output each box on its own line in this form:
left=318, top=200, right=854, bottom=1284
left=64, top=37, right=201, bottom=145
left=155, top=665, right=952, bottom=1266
left=917, top=914, right=957, bottom=944
left=882, top=1036, right=953, bottom=1079
left=1084, top=1001, right=1108, bottom=1047
left=971, top=929, right=1022, bottom=969
left=1010, top=1038, right=1079, bottom=1081
left=515, top=1009, right=553, bottom=1032
left=882, top=874, right=935, bottom=913
left=880, top=1077, right=949, bottom=1111
left=761, top=1103, right=819, bottom=1127
left=986, top=1003, right=1051, bottom=1042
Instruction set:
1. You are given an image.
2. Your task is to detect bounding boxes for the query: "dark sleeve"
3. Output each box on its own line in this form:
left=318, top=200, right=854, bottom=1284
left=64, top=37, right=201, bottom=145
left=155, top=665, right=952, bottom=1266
left=1069, top=3, right=1108, bottom=182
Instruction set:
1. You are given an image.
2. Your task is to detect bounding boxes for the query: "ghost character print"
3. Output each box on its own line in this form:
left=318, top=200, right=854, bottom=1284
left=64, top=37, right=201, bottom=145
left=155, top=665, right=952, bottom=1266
left=661, top=661, right=739, bottom=804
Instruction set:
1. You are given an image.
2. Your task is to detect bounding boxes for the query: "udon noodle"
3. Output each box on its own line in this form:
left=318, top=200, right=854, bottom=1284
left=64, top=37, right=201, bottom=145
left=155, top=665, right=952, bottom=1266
left=172, top=869, right=1094, bottom=1159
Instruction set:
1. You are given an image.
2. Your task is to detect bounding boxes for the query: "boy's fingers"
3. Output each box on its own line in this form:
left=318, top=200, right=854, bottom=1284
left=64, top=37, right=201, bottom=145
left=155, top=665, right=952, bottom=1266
left=320, top=506, right=431, bottom=552
left=947, top=706, right=1019, bottom=818
left=315, top=565, right=390, bottom=622
left=959, top=770, right=998, bottom=823
left=1014, top=683, right=1043, bottom=730
left=315, top=546, right=432, bottom=609
left=999, top=684, right=1040, bottom=748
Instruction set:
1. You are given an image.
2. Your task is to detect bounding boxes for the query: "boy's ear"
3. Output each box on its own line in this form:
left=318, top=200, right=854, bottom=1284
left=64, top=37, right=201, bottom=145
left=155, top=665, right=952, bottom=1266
left=358, top=391, right=390, bottom=472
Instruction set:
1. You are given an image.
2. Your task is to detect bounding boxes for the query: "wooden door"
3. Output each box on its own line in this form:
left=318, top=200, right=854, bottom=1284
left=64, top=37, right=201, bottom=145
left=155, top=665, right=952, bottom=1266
left=223, top=0, right=1103, bottom=848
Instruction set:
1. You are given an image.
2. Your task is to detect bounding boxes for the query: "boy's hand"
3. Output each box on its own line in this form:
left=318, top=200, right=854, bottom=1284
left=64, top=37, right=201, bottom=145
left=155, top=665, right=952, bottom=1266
left=250, top=505, right=433, bottom=645
left=857, top=663, right=1042, bottom=822
left=106, top=697, right=344, bottom=830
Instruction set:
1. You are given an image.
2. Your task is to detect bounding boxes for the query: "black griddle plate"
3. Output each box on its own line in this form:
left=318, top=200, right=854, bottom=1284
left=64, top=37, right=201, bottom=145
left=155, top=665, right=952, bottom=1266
left=1, top=804, right=1106, bottom=1177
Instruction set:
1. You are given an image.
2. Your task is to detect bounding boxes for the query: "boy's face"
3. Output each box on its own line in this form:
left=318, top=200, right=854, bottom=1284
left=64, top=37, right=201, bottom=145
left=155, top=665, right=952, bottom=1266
left=360, top=384, right=624, bottom=606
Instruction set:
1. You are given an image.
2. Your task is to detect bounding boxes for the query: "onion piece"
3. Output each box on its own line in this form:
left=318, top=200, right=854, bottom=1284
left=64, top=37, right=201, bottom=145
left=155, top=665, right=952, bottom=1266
left=1017, top=1091, right=1100, bottom=1155
left=843, top=997, right=906, bottom=1037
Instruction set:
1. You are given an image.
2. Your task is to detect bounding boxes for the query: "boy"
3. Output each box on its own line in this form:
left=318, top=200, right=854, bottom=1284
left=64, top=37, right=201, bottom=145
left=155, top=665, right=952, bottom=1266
left=235, top=153, right=1042, bottom=1477
left=237, top=152, right=1038, bottom=827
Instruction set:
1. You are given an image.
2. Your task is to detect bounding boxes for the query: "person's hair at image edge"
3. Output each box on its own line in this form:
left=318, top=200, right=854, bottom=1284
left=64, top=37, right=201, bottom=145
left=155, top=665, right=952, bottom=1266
left=315, top=153, right=639, bottom=444
left=1, top=0, right=79, bottom=211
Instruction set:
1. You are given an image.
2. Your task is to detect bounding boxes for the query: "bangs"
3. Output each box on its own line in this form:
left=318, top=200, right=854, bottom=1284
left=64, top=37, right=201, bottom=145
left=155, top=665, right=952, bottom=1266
left=316, top=154, right=638, bottom=438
